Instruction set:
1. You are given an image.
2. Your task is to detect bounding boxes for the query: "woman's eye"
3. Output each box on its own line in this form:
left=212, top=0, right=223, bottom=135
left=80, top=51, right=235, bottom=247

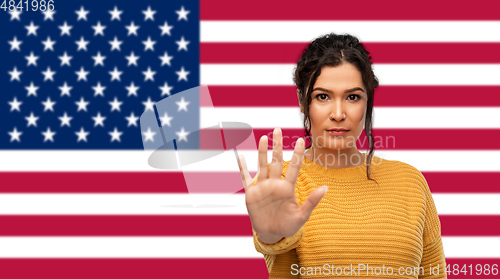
left=316, top=94, right=360, bottom=101
left=348, top=94, right=360, bottom=101
left=317, top=94, right=328, bottom=100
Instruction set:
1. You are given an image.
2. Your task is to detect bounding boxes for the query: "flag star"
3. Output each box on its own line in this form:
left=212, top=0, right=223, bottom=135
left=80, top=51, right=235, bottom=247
left=8, top=97, right=22, bottom=112
left=92, top=112, right=106, bottom=127
left=125, top=51, right=140, bottom=66
left=58, top=112, right=73, bottom=127
left=142, top=97, right=155, bottom=112
left=142, top=67, right=156, bottom=82
left=75, top=36, right=90, bottom=51
left=41, top=36, right=56, bottom=51
left=42, top=66, right=56, bottom=82
left=25, top=82, right=39, bottom=97
left=176, top=6, right=190, bottom=21
left=109, top=6, right=123, bottom=21
left=176, top=66, right=190, bottom=82
left=8, top=36, right=22, bottom=51
left=92, top=51, right=106, bottom=66
left=75, top=66, right=89, bottom=82
left=8, top=66, right=22, bottom=81
left=175, top=36, right=190, bottom=51
left=75, top=97, right=90, bottom=112
left=142, top=36, right=156, bottom=51
left=75, top=6, right=89, bottom=21
left=92, top=21, right=106, bottom=36
left=159, top=21, right=173, bottom=36
left=126, top=112, right=139, bottom=127
left=160, top=111, right=173, bottom=127
left=176, top=97, right=190, bottom=112
left=159, top=51, right=173, bottom=66
left=25, top=21, right=39, bottom=36
left=9, top=9, right=22, bottom=21
left=8, top=127, right=22, bottom=142
left=109, top=67, right=123, bottom=82
left=58, top=51, right=73, bottom=67
left=125, top=21, right=140, bottom=36
left=25, top=51, right=39, bottom=66
left=176, top=127, right=189, bottom=142
left=42, top=97, right=56, bottom=112
left=42, top=127, right=56, bottom=142
left=142, top=127, right=156, bottom=142
left=75, top=127, right=90, bottom=142
left=109, top=36, right=123, bottom=51
left=59, top=82, right=73, bottom=97
left=109, top=97, right=123, bottom=112
left=58, top=21, right=73, bottom=36
left=159, top=82, right=173, bottom=96
left=142, top=6, right=156, bottom=21
left=42, top=9, right=56, bottom=21
left=109, top=127, right=123, bottom=142
left=125, top=82, right=140, bottom=96
left=92, top=82, right=106, bottom=97
left=25, top=112, right=39, bottom=127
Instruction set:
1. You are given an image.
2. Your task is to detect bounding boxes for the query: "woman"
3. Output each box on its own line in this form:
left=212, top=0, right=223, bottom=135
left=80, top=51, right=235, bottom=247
left=238, top=33, right=447, bottom=278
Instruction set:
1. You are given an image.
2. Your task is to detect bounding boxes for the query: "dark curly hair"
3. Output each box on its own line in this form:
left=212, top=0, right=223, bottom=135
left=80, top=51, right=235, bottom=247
left=292, top=32, right=379, bottom=181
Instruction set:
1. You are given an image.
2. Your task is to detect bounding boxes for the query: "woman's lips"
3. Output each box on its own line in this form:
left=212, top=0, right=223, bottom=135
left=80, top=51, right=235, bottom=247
left=327, top=130, right=349, bottom=136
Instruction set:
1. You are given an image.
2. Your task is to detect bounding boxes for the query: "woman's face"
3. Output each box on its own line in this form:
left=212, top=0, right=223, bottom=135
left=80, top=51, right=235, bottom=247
left=304, top=63, right=367, bottom=151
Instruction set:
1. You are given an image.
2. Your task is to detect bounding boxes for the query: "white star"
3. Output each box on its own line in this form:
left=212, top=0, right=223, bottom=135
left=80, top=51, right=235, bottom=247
left=58, top=51, right=73, bottom=66
left=25, top=21, right=39, bottom=36
left=25, top=112, right=39, bottom=127
left=109, top=97, right=123, bottom=112
left=142, top=97, right=155, bottom=112
left=8, top=127, right=22, bottom=142
left=75, top=6, right=89, bottom=21
left=42, top=9, right=56, bottom=21
left=92, top=21, right=106, bottom=36
left=25, top=82, right=39, bottom=97
left=75, top=127, right=90, bottom=142
left=176, top=127, right=189, bottom=142
left=75, top=97, right=90, bottom=112
left=41, top=36, right=56, bottom=51
left=59, top=82, right=73, bottom=97
left=176, top=66, right=190, bottom=82
left=125, top=82, right=139, bottom=97
left=92, top=82, right=106, bottom=97
left=75, top=36, right=90, bottom=51
left=42, top=127, right=56, bottom=142
left=9, top=97, right=22, bottom=112
left=25, top=51, right=39, bottom=66
left=42, top=97, right=56, bottom=112
left=142, top=6, right=156, bottom=21
left=159, top=51, right=173, bottom=66
left=176, top=97, right=190, bottom=112
left=109, top=36, right=123, bottom=51
left=175, top=36, right=190, bottom=51
left=8, top=36, right=22, bottom=51
left=109, top=127, right=123, bottom=142
left=142, top=67, right=156, bottom=82
left=58, top=21, right=73, bottom=36
left=8, top=66, right=22, bottom=82
left=75, top=66, right=89, bottom=82
left=160, top=111, right=173, bottom=127
left=125, top=112, right=139, bottom=127
left=142, top=36, right=156, bottom=51
left=109, top=6, right=123, bottom=21
left=92, top=112, right=106, bottom=127
left=92, top=51, right=106, bottom=66
left=9, top=9, right=22, bottom=21
left=159, top=21, right=173, bottom=36
left=125, top=51, right=140, bottom=66
left=159, top=82, right=173, bottom=96
left=176, top=6, right=190, bottom=21
left=142, top=127, right=156, bottom=142
left=58, top=112, right=73, bottom=127
left=125, top=21, right=140, bottom=36
left=109, top=67, right=123, bottom=82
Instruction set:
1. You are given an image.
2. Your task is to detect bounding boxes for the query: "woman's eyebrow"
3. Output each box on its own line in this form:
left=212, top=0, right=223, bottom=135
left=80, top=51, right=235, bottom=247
left=312, top=87, right=365, bottom=94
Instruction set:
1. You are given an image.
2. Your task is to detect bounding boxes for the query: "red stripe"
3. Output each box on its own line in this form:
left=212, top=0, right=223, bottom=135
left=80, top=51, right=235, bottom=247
left=441, top=216, right=500, bottom=236
left=201, top=43, right=500, bottom=64
left=200, top=0, right=500, bottom=20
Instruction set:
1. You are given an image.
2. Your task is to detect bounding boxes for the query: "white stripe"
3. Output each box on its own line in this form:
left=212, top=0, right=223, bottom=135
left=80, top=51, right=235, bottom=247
left=201, top=64, right=500, bottom=85
left=0, top=193, right=499, bottom=215
left=0, top=236, right=498, bottom=258
left=201, top=21, right=500, bottom=42
left=0, top=150, right=499, bottom=171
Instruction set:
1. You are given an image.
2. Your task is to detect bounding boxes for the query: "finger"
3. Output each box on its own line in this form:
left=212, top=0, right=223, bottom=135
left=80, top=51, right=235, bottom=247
left=299, top=186, right=328, bottom=222
left=270, top=127, right=284, bottom=179
left=237, top=155, right=253, bottom=191
left=258, top=135, right=269, bottom=183
left=284, top=137, right=305, bottom=185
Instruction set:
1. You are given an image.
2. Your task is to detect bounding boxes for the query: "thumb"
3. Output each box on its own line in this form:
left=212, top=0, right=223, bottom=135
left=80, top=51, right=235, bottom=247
left=299, top=186, right=328, bottom=221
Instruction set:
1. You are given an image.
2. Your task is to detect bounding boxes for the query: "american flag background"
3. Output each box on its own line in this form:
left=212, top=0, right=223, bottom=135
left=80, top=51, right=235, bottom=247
left=1, top=0, right=500, bottom=278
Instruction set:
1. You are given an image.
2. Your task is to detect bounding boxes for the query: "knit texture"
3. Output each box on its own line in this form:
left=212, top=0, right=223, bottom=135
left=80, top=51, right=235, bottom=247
left=252, top=153, right=447, bottom=278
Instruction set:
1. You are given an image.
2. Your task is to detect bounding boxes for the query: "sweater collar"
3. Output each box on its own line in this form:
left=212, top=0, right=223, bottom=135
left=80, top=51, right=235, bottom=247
left=301, top=152, right=369, bottom=181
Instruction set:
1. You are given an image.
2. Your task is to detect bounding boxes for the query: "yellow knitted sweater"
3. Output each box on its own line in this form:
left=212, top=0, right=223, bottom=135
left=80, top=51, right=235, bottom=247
left=252, top=153, right=447, bottom=278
